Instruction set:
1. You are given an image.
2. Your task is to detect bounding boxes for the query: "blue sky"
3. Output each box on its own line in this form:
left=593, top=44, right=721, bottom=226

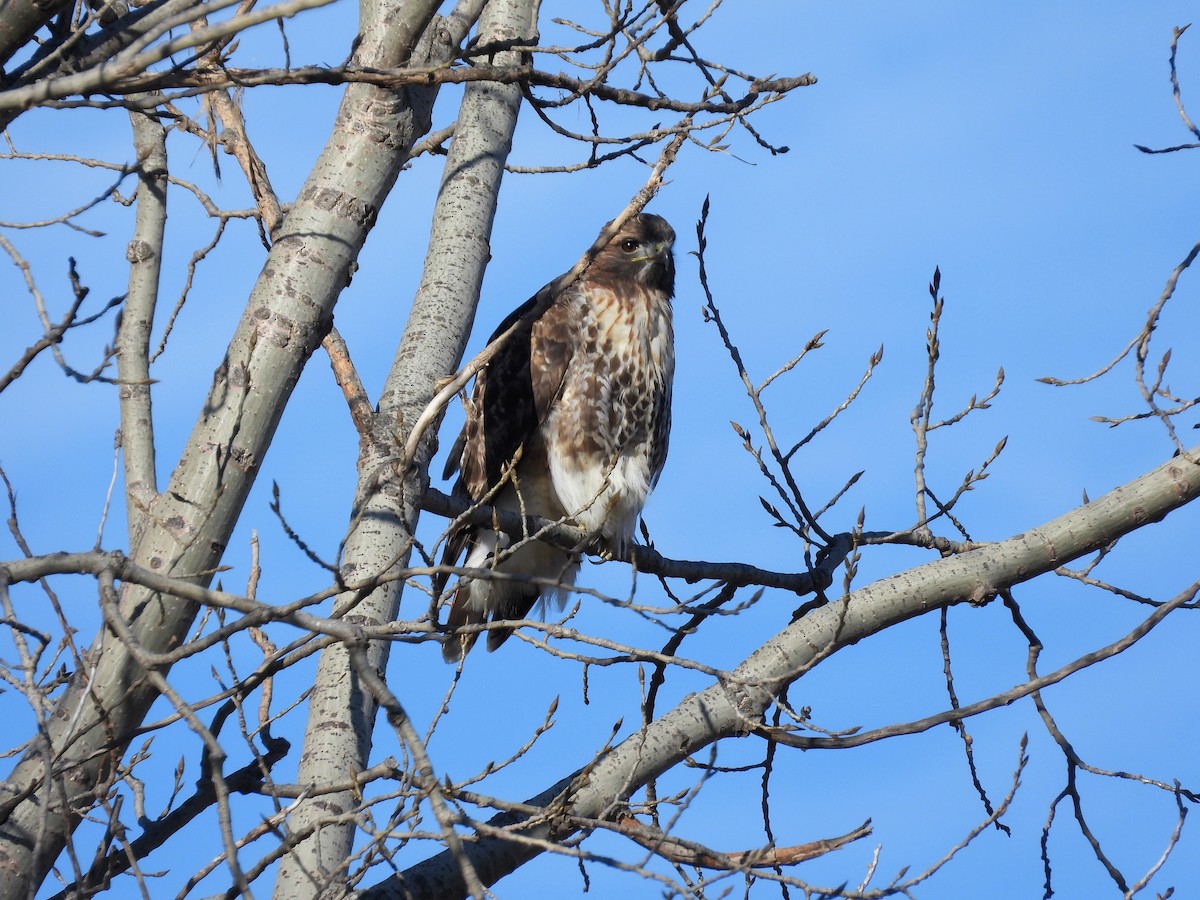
left=3, top=2, right=1200, bottom=898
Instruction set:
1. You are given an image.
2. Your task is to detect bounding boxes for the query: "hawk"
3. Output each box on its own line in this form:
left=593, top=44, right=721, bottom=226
left=436, top=213, right=676, bottom=661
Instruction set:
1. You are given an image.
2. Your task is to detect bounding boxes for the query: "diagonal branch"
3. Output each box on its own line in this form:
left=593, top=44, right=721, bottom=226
left=374, top=449, right=1200, bottom=899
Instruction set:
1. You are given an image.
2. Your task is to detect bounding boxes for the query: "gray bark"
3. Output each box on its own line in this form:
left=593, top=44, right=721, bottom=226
left=365, top=448, right=1200, bottom=899
left=119, top=108, right=166, bottom=540
left=0, top=2, right=444, bottom=897
left=0, top=0, right=71, bottom=69
left=272, top=1, right=531, bottom=895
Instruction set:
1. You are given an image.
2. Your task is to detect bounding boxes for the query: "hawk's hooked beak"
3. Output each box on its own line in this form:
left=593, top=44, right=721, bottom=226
left=632, top=240, right=673, bottom=263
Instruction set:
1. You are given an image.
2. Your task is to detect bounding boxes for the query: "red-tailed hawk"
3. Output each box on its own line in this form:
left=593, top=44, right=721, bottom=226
left=436, top=213, right=676, bottom=661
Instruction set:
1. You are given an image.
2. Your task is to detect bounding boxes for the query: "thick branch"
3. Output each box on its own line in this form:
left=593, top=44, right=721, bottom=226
left=763, top=578, right=1200, bottom=750
left=379, top=448, right=1200, bottom=899
left=119, top=108, right=166, bottom=538
left=0, top=0, right=72, bottom=68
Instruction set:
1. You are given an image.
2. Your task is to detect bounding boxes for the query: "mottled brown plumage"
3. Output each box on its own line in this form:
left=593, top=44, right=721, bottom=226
left=436, top=213, right=676, bottom=661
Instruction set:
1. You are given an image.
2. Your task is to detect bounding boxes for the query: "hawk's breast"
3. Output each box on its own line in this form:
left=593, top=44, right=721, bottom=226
left=544, top=282, right=674, bottom=542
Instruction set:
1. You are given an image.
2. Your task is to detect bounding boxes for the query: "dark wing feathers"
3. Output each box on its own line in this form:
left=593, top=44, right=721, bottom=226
left=441, top=428, right=467, bottom=482
left=442, top=291, right=540, bottom=483
left=466, top=317, right=536, bottom=496
left=433, top=287, right=573, bottom=604
left=450, top=286, right=577, bottom=498
left=529, top=301, right=576, bottom=423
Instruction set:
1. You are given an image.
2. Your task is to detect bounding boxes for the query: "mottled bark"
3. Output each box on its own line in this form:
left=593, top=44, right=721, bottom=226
left=119, top=108, right=166, bottom=540
left=272, top=1, right=530, bottom=895
left=0, top=1, right=444, bottom=897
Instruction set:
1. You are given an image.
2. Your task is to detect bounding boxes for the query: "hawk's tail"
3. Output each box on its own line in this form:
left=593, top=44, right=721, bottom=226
left=440, top=580, right=541, bottom=662
left=439, top=530, right=579, bottom=662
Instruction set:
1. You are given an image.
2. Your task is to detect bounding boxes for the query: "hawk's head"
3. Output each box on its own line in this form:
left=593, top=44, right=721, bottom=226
left=593, top=213, right=676, bottom=295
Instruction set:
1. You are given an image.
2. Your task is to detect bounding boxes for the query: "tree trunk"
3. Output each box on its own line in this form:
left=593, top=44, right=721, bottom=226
left=272, top=2, right=533, bottom=895
left=0, top=2, right=445, bottom=897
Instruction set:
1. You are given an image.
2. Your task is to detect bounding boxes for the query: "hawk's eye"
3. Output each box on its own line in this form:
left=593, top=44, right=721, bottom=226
left=619, top=238, right=640, bottom=253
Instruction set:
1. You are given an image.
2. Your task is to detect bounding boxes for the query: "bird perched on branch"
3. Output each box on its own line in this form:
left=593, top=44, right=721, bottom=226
left=436, top=213, right=676, bottom=661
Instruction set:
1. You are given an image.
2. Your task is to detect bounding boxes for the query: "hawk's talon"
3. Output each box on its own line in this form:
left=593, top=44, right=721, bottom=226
left=580, top=535, right=635, bottom=562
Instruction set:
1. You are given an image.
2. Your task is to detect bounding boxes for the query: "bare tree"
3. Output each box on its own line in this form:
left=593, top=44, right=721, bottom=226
left=0, top=3, right=1197, bottom=899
